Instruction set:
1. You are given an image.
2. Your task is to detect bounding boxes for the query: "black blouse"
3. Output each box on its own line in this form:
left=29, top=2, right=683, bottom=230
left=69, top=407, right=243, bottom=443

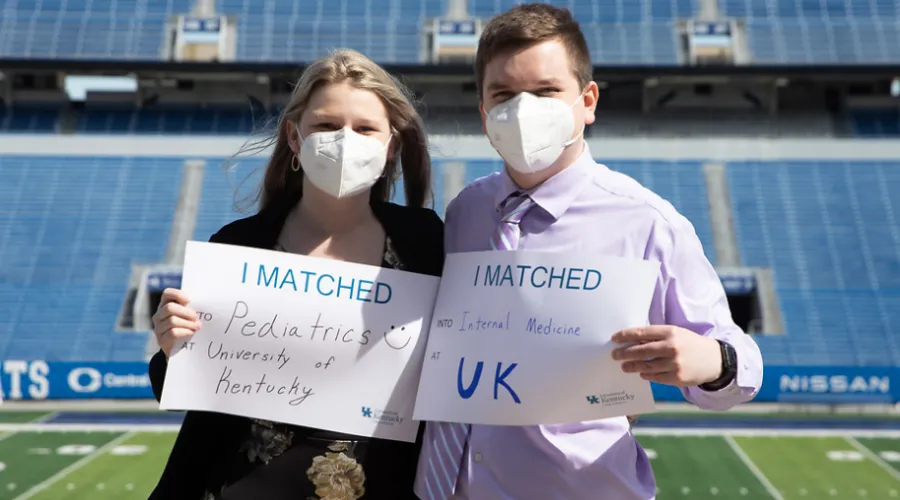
left=148, top=194, right=444, bottom=500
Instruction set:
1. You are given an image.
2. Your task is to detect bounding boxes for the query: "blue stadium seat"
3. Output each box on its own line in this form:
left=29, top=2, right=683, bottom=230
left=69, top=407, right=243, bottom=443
left=218, top=0, right=442, bottom=64
left=470, top=0, right=694, bottom=64
left=0, top=0, right=427, bottom=62
left=849, top=109, right=900, bottom=138
left=0, top=0, right=193, bottom=60
left=0, top=0, right=697, bottom=64
left=0, top=156, right=183, bottom=361
left=728, top=160, right=900, bottom=366
left=469, top=0, right=695, bottom=21
left=193, top=157, right=265, bottom=243
left=73, top=105, right=271, bottom=135
left=0, top=106, right=59, bottom=133
left=722, top=0, right=900, bottom=64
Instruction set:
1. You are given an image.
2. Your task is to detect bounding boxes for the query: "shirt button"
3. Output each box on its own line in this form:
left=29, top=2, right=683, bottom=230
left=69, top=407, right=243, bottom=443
left=474, top=452, right=483, bottom=463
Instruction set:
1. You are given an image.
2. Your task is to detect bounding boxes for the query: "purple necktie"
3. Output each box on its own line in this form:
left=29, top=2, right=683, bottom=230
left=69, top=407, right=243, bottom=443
left=416, top=193, right=535, bottom=500
left=490, top=193, right=535, bottom=251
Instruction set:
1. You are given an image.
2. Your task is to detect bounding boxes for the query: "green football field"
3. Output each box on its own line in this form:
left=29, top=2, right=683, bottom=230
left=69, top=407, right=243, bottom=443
left=0, top=413, right=898, bottom=499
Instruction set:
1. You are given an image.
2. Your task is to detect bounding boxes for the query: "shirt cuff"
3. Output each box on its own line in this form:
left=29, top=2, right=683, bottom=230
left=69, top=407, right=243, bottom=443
left=681, top=339, right=762, bottom=411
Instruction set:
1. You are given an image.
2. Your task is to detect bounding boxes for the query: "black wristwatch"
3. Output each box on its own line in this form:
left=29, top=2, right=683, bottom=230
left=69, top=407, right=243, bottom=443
left=698, top=340, right=737, bottom=392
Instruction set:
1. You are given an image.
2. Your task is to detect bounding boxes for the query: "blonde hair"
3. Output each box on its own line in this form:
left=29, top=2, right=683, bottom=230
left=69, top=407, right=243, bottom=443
left=236, top=49, right=432, bottom=211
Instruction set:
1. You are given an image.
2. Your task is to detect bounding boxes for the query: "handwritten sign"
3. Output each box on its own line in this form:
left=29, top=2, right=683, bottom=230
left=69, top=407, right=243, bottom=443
left=159, top=241, right=440, bottom=442
left=413, top=251, right=660, bottom=426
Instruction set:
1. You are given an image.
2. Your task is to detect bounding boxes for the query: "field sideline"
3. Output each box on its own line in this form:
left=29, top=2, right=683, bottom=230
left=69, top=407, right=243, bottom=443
left=0, top=411, right=897, bottom=499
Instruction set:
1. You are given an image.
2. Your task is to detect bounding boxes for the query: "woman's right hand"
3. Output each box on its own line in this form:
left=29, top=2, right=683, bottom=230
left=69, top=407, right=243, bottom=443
left=152, top=288, right=202, bottom=359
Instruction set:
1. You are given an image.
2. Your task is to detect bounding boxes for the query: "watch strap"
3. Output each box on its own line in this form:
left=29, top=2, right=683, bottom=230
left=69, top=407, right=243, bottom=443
left=698, top=340, right=737, bottom=391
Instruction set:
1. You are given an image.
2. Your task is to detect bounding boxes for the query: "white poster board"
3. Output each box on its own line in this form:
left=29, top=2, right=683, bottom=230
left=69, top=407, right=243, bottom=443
left=413, top=251, right=660, bottom=426
left=160, top=241, right=440, bottom=442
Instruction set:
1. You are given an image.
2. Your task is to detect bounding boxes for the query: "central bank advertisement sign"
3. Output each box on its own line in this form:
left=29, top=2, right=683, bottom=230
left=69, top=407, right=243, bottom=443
left=0, top=361, right=153, bottom=400
left=0, top=361, right=896, bottom=404
left=650, top=366, right=897, bottom=404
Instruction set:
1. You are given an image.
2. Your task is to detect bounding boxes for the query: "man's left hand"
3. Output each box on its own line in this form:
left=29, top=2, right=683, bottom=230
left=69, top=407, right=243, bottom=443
left=611, top=326, right=722, bottom=387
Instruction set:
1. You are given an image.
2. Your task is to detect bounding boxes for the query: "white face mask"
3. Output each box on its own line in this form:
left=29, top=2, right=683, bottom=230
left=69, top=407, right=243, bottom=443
left=297, top=124, right=391, bottom=199
left=485, top=92, right=584, bottom=174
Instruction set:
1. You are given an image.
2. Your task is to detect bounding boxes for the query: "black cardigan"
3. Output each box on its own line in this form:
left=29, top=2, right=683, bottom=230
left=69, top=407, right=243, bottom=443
left=148, top=195, right=444, bottom=500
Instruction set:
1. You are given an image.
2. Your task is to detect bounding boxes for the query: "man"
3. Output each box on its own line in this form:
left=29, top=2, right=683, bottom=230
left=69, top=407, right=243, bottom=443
left=415, top=4, right=763, bottom=500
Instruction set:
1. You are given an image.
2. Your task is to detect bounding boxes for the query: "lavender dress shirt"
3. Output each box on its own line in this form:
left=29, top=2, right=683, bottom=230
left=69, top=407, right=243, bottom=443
left=420, top=143, right=763, bottom=500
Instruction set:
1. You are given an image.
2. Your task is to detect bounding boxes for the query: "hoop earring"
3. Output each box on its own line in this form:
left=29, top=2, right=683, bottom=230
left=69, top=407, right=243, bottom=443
left=291, top=155, right=301, bottom=173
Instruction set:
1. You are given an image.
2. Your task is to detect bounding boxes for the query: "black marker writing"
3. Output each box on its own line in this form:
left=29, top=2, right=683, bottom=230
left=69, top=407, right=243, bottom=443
left=206, top=341, right=291, bottom=370
left=384, top=325, right=411, bottom=351
left=224, top=300, right=304, bottom=340
left=315, top=356, right=335, bottom=369
left=215, top=366, right=314, bottom=406
left=308, top=313, right=370, bottom=345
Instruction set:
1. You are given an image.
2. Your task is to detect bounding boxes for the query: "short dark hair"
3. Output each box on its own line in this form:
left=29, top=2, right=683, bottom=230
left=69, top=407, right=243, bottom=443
left=475, top=3, right=592, bottom=99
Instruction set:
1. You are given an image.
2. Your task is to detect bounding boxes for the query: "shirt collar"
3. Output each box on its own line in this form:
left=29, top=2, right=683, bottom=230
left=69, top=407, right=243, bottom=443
left=494, top=142, right=596, bottom=220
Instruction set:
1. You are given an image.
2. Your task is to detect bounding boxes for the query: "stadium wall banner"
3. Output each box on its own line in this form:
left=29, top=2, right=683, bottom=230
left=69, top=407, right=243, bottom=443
left=650, top=366, right=898, bottom=404
left=0, top=361, right=897, bottom=404
left=0, top=361, right=153, bottom=400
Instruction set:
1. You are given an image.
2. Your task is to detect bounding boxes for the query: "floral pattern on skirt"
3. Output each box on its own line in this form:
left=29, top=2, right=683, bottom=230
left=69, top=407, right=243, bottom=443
left=305, top=442, right=366, bottom=500
left=202, top=424, right=367, bottom=500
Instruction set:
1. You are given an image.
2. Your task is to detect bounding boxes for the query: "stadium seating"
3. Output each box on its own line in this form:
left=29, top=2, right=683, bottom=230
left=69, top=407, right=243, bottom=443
left=0, top=154, right=270, bottom=362
left=217, top=0, right=443, bottom=63
left=76, top=104, right=273, bottom=135
left=0, top=105, right=862, bottom=137
left=722, top=0, right=900, bottom=64
left=849, top=109, right=900, bottom=138
left=0, top=106, right=59, bottom=133
left=0, top=156, right=183, bottom=361
left=0, top=0, right=439, bottom=64
left=470, top=0, right=695, bottom=64
left=3, top=154, right=899, bottom=365
left=0, top=0, right=697, bottom=65
left=0, top=0, right=193, bottom=60
left=6, top=0, right=900, bottom=66
left=193, top=156, right=264, bottom=242
left=0, top=155, right=703, bottom=362
left=729, top=160, right=900, bottom=366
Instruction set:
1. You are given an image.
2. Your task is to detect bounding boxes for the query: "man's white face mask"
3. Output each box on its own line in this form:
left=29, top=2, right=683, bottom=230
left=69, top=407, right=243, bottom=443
left=296, top=124, right=391, bottom=199
left=485, top=92, right=585, bottom=174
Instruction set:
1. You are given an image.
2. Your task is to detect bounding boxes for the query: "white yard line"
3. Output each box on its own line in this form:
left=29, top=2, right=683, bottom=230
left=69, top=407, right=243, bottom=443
left=30, top=412, right=57, bottom=423
left=845, top=436, right=900, bottom=483
left=12, top=431, right=135, bottom=500
left=0, top=413, right=51, bottom=445
left=0, top=423, right=179, bottom=433
left=724, top=435, right=786, bottom=500
left=634, top=427, right=900, bottom=438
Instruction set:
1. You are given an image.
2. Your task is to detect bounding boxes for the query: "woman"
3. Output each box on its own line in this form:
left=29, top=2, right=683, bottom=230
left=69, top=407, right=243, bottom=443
left=147, top=49, right=443, bottom=500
